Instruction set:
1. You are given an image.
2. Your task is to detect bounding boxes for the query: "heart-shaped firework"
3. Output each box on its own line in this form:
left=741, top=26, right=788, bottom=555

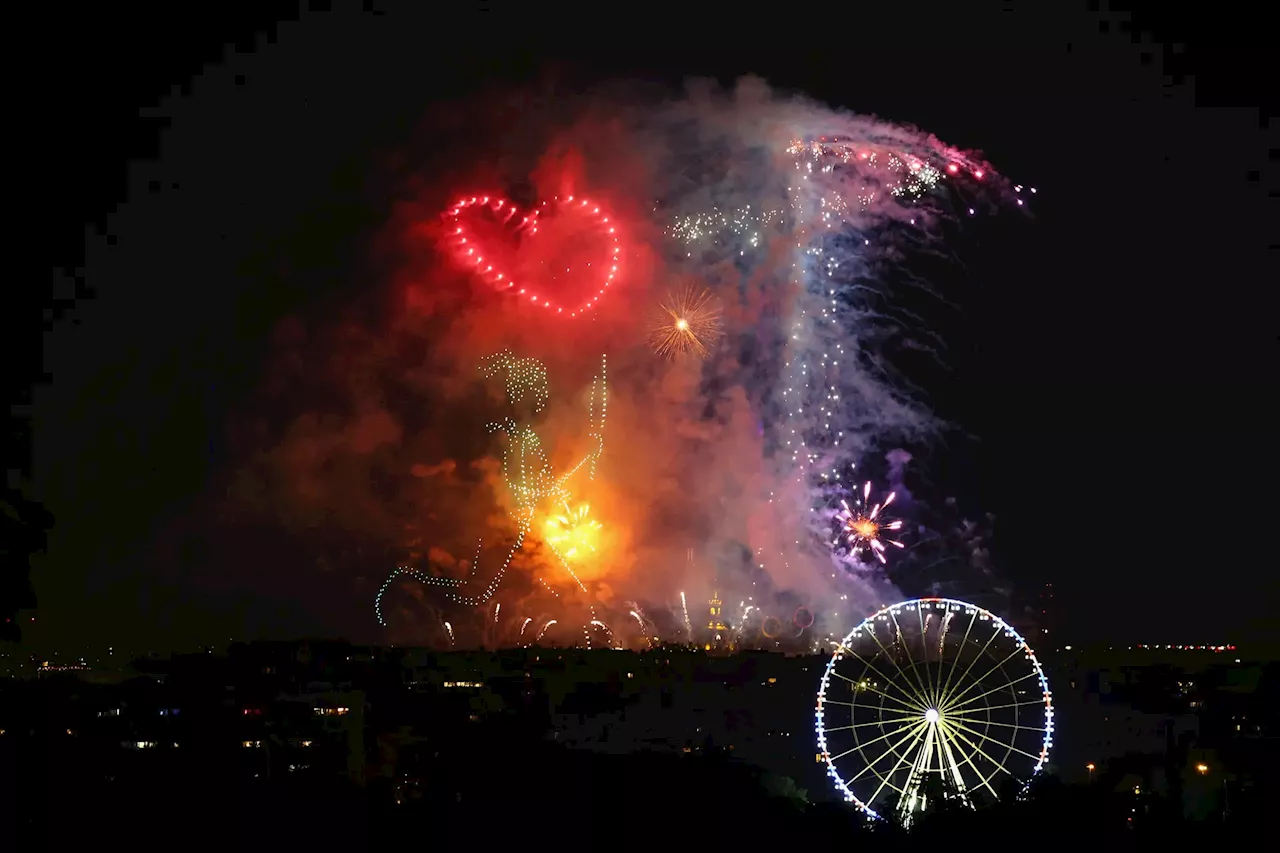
left=443, top=193, right=622, bottom=319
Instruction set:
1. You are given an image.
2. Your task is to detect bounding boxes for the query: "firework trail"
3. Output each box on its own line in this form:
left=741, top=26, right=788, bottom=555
left=443, top=621, right=455, bottom=646
left=679, top=591, right=693, bottom=641
left=520, top=617, right=533, bottom=637
left=736, top=603, right=755, bottom=642
left=535, top=619, right=557, bottom=643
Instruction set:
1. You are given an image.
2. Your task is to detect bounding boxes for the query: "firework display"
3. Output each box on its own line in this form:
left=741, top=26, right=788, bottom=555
left=369, top=82, right=1034, bottom=684
left=327, top=78, right=1056, bottom=825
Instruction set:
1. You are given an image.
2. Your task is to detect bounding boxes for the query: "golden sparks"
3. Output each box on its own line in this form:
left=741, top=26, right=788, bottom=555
left=649, top=286, right=723, bottom=359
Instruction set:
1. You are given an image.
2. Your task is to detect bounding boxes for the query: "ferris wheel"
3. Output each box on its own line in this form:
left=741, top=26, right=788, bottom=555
left=815, top=597, right=1054, bottom=824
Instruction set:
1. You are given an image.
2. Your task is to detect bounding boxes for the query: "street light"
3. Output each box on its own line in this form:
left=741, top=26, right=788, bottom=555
left=1087, top=762, right=1095, bottom=781
left=1196, top=763, right=1209, bottom=775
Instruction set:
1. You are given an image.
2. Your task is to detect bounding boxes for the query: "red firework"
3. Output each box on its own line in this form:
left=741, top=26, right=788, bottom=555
left=442, top=193, right=622, bottom=319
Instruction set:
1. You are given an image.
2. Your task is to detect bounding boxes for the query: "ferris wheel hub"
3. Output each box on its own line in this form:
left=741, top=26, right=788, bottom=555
left=924, top=708, right=940, bottom=724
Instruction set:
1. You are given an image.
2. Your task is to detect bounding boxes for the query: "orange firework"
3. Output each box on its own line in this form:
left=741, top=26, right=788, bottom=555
left=544, top=500, right=601, bottom=561
left=649, top=286, right=723, bottom=359
left=837, top=481, right=905, bottom=564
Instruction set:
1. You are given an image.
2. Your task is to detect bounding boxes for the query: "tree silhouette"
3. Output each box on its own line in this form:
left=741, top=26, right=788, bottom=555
left=1, top=487, right=54, bottom=641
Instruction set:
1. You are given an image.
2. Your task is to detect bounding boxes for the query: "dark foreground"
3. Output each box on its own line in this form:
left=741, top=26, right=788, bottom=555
left=5, top=719, right=1269, bottom=850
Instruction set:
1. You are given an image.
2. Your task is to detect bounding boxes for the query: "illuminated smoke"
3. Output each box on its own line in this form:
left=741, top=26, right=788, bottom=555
left=228, top=75, right=1023, bottom=646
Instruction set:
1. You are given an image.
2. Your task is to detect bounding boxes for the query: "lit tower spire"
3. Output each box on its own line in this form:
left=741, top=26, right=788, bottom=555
left=707, top=588, right=729, bottom=652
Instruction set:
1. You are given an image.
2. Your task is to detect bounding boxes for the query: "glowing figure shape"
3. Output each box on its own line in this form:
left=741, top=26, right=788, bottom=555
left=649, top=286, right=723, bottom=359
left=375, top=352, right=607, bottom=624
left=481, top=351, right=549, bottom=413
left=836, top=480, right=904, bottom=564
left=816, top=597, right=1054, bottom=824
left=544, top=500, right=601, bottom=561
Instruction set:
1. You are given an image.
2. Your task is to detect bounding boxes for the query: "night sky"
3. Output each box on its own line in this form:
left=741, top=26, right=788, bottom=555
left=28, top=5, right=1274, bottom=653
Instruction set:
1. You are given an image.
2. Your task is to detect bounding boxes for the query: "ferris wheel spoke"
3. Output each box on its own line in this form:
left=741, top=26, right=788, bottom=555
left=945, top=698, right=1046, bottom=715
left=945, top=717, right=1045, bottom=763
left=939, top=721, right=1017, bottom=778
left=860, top=626, right=931, bottom=708
left=840, top=720, right=928, bottom=785
left=915, top=604, right=940, bottom=705
left=852, top=633, right=925, bottom=707
left=935, top=610, right=978, bottom=712
left=835, top=645, right=927, bottom=711
left=824, top=714, right=923, bottom=734
left=942, top=715, right=1047, bottom=734
left=938, top=619, right=1005, bottom=712
left=938, top=643, right=1032, bottom=710
left=866, top=726, right=926, bottom=807
left=829, top=718, right=919, bottom=764
left=837, top=716, right=924, bottom=762
left=935, top=722, right=1000, bottom=800
left=889, top=608, right=935, bottom=708
left=941, top=669, right=1039, bottom=714
left=831, top=670, right=922, bottom=714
